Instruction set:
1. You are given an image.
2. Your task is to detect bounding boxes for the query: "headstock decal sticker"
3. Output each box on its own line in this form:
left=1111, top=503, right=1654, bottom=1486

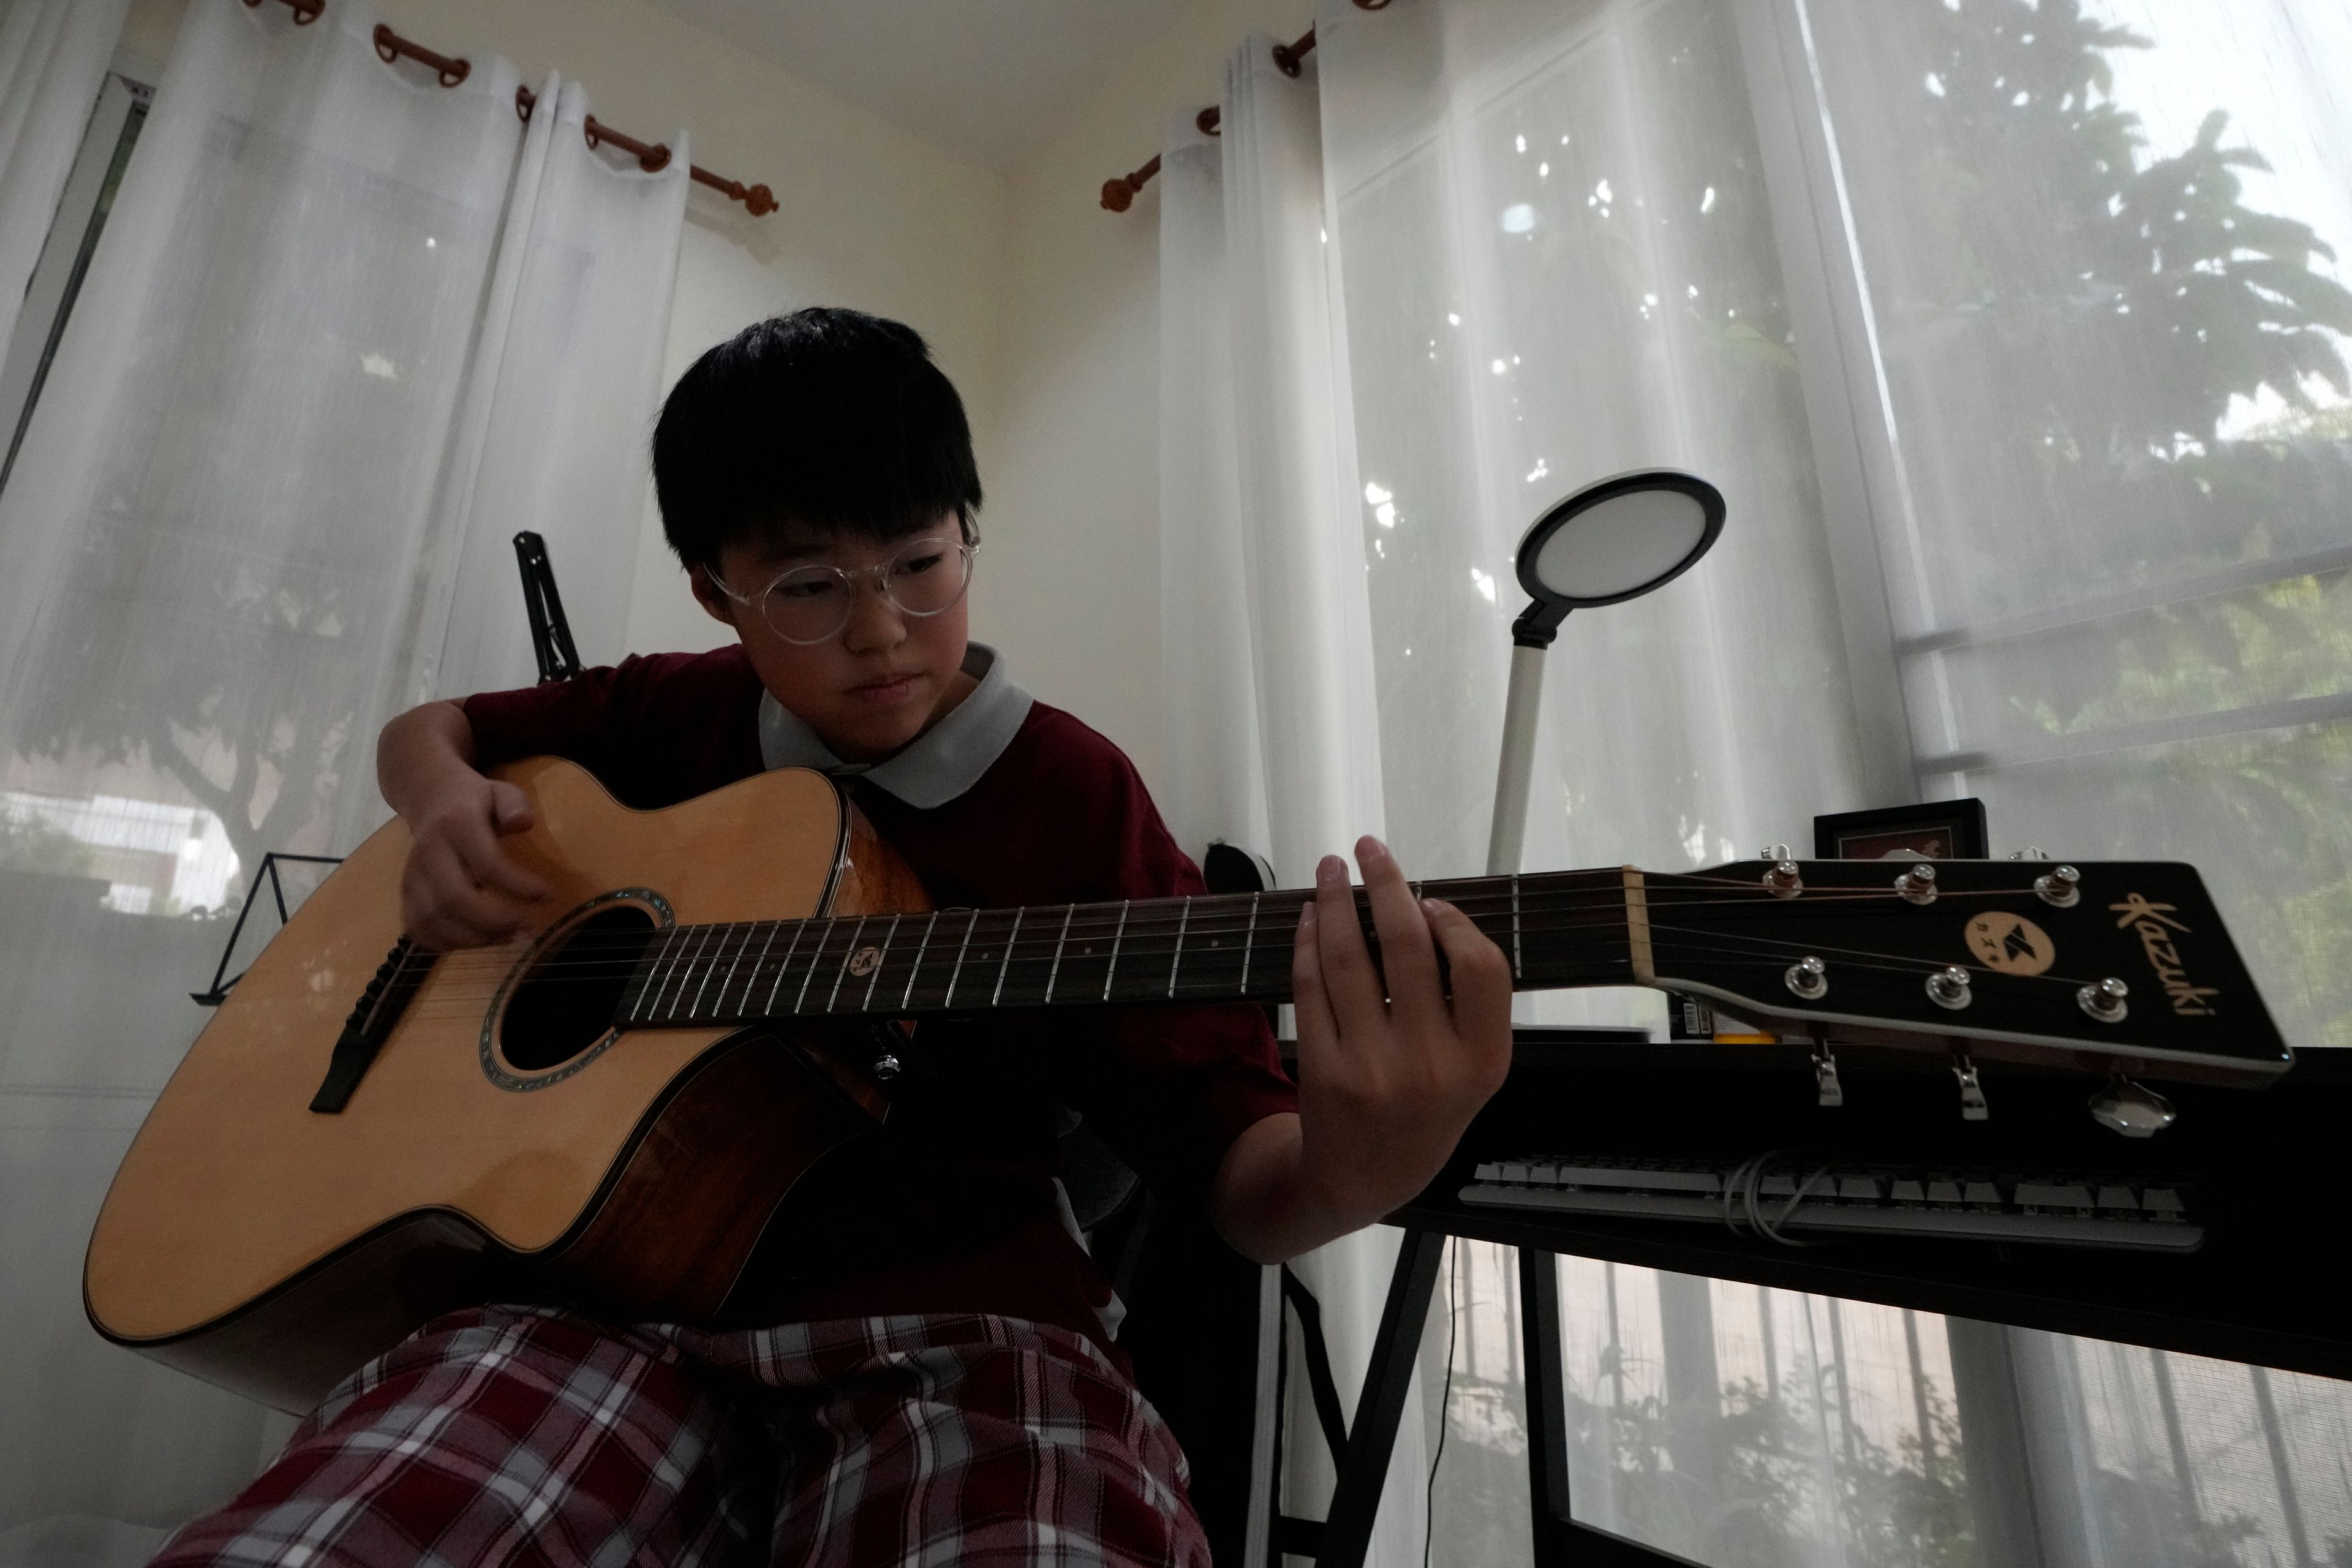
left=2110, top=894, right=2220, bottom=1016
left=1965, top=911, right=2056, bottom=976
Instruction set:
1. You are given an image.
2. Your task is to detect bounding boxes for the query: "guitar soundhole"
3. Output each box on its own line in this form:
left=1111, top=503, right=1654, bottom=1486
left=500, top=905, right=658, bottom=1073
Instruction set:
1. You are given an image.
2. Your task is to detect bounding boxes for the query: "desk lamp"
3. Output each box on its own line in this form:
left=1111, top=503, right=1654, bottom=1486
left=1485, top=469, right=1725, bottom=878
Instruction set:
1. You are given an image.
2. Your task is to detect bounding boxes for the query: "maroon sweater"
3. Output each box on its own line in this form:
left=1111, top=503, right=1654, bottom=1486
left=464, top=646, right=1295, bottom=1355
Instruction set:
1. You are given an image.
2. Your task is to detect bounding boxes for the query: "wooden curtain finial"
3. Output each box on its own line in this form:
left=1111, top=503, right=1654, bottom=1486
left=1101, top=156, right=1162, bottom=212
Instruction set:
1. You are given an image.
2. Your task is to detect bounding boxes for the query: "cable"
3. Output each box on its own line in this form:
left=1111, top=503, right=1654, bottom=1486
left=1721, top=1150, right=1836, bottom=1248
left=1425, top=1236, right=1458, bottom=1568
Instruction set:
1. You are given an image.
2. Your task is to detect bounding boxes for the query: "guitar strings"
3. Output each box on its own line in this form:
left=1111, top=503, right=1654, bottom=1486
left=398, top=875, right=2064, bottom=984
left=385, top=895, right=2102, bottom=1023
left=384, top=877, right=2073, bottom=992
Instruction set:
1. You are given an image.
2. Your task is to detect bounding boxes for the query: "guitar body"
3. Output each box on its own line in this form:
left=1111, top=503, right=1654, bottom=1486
left=85, top=758, right=928, bottom=1412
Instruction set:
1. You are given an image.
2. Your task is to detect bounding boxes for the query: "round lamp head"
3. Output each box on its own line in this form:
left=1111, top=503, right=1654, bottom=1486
left=1512, top=469, right=1724, bottom=644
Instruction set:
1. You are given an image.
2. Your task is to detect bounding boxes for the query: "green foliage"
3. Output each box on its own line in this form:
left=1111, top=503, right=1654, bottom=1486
left=2085, top=1466, right=2259, bottom=1568
left=0, top=805, right=94, bottom=876
left=1872, top=0, right=2352, bottom=1045
left=1896, top=0, right=2352, bottom=447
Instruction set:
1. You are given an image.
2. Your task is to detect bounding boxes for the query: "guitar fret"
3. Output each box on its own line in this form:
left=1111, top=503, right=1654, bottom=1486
left=688, top=924, right=736, bottom=1019
left=902, top=911, right=939, bottom=1011
left=827, top=917, right=870, bottom=1012
left=764, top=919, right=809, bottom=1016
left=721, top=922, right=759, bottom=1016
left=1103, top=900, right=1130, bottom=1001
left=1512, top=873, right=1523, bottom=979
left=992, top=909, right=1023, bottom=1007
left=1167, top=897, right=1191, bottom=998
left=633, top=927, right=681, bottom=1022
left=945, top=909, right=979, bottom=1008
left=645, top=927, right=685, bottom=1019
left=862, top=914, right=900, bottom=1009
left=1044, top=904, right=1076, bottom=1003
left=793, top=918, right=828, bottom=1014
left=731, top=922, right=779, bottom=1017
left=1240, top=893, right=1259, bottom=995
left=712, top=924, right=753, bottom=1017
left=660, top=925, right=714, bottom=1019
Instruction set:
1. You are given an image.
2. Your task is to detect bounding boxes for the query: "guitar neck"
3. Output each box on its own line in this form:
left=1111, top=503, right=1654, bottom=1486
left=617, top=869, right=1643, bottom=1028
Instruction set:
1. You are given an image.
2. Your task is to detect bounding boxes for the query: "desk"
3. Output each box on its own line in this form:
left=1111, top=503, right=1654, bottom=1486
left=1295, top=1039, right=2352, bottom=1568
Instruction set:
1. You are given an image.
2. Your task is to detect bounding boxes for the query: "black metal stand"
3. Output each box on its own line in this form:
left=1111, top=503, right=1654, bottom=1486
left=513, top=530, right=582, bottom=684
left=1520, top=1246, right=1573, bottom=1566
left=1290, top=1230, right=1689, bottom=1568
left=1298, top=1229, right=1446, bottom=1568
left=189, top=851, right=346, bottom=1005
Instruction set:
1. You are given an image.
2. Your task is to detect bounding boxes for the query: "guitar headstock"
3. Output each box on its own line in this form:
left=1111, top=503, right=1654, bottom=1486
left=1638, top=858, right=2288, bottom=1084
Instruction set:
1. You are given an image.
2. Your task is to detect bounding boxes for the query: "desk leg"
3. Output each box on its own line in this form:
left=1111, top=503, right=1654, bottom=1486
left=1520, top=1248, right=1572, bottom=1567
left=1316, top=1227, right=1446, bottom=1568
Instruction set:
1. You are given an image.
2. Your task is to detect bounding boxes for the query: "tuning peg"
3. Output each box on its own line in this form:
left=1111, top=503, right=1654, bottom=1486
left=1951, top=1049, right=1989, bottom=1120
left=1784, top=956, right=1829, bottom=1000
left=1925, top=965, right=1973, bottom=1011
left=2077, top=977, right=2128, bottom=1023
left=2035, top=865, right=2081, bottom=907
left=1894, top=862, right=1939, bottom=905
left=2008, top=846, right=2050, bottom=861
left=1762, top=859, right=1803, bottom=899
left=2089, top=1074, right=2176, bottom=1137
left=1760, top=843, right=1792, bottom=862
left=871, top=1050, right=902, bottom=1081
left=1812, top=1041, right=1844, bottom=1107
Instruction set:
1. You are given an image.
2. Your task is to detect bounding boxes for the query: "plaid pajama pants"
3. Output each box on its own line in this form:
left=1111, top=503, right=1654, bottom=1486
left=150, top=1305, right=1210, bottom=1568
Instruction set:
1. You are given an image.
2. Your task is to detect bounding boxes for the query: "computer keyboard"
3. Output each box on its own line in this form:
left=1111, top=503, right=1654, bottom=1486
left=1462, top=1155, right=2202, bottom=1252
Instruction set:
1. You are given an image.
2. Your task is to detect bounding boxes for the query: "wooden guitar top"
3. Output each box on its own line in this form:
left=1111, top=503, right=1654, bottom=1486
left=85, top=758, right=850, bottom=1345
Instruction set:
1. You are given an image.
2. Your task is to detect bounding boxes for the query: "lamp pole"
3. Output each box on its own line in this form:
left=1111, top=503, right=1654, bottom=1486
left=1485, top=609, right=1566, bottom=879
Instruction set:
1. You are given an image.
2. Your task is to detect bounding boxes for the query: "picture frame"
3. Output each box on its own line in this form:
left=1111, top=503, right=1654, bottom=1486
left=1812, top=798, right=1988, bottom=862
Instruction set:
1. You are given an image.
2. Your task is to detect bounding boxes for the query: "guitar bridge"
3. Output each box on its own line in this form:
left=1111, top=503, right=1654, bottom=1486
left=311, top=937, right=432, bottom=1113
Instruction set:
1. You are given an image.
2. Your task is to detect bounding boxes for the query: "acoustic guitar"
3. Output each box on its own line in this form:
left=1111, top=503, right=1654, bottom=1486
left=84, top=757, right=2288, bottom=1411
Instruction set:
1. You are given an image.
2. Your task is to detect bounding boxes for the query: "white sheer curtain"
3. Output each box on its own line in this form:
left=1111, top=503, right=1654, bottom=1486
left=0, top=0, right=133, bottom=374
left=417, top=77, right=687, bottom=709
left=1299, top=0, right=2352, bottom=1566
left=1779, top=0, right=2352, bottom=1051
left=1157, top=34, right=1433, bottom=1567
left=0, top=1, right=683, bottom=1558
left=1314, top=0, right=1871, bottom=1037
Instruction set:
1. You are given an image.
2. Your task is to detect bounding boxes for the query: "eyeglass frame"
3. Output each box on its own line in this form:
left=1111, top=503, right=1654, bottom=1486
left=704, top=529, right=981, bottom=646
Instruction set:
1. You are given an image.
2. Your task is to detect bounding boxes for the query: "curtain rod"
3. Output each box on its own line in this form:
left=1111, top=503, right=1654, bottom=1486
left=239, top=0, right=778, bottom=216
left=1101, top=1, right=1390, bottom=214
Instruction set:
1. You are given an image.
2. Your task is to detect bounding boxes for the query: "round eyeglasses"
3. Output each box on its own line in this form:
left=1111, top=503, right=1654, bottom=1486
left=710, top=535, right=977, bottom=646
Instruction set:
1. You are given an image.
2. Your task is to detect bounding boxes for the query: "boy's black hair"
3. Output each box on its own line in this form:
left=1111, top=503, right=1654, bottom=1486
left=652, top=307, right=981, bottom=568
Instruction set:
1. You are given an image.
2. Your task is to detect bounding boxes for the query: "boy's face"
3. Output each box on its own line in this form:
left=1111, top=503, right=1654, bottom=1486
left=692, top=512, right=973, bottom=764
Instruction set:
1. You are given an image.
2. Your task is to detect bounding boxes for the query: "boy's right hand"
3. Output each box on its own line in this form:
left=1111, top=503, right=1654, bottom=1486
left=398, top=772, right=550, bottom=951
left=379, top=699, right=552, bottom=950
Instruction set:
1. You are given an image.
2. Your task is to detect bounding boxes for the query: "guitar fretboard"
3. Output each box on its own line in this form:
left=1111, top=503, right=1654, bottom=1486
left=617, top=870, right=1635, bottom=1027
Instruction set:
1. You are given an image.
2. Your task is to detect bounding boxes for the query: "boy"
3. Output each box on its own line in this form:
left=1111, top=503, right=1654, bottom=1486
left=154, top=309, right=1510, bottom=1567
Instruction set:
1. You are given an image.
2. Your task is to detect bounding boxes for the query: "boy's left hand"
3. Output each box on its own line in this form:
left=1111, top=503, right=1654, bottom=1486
left=1210, top=836, right=1513, bottom=1261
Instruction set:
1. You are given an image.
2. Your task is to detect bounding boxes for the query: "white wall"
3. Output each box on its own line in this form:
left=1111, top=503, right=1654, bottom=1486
left=984, top=0, right=1308, bottom=798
